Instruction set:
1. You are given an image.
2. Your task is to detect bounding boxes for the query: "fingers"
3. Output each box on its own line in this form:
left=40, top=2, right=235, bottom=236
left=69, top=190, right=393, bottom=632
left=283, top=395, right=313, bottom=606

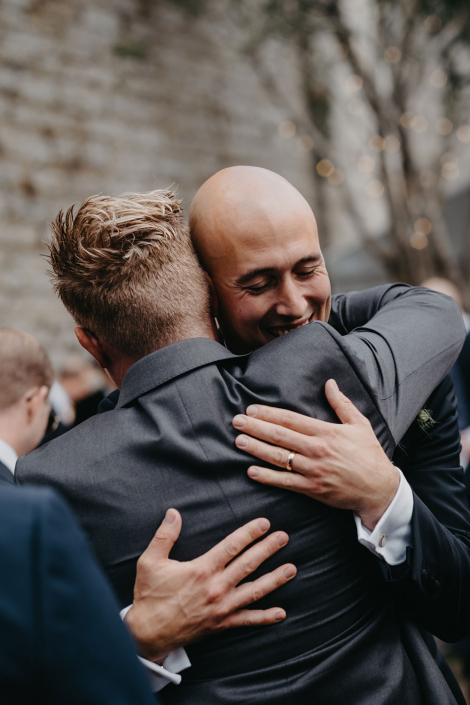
left=202, top=517, right=272, bottom=570
left=145, top=508, right=183, bottom=560
left=324, top=379, right=364, bottom=425
left=247, top=465, right=312, bottom=492
left=234, top=414, right=314, bottom=454
left=235, top=433, right=314, bottom=474
left=218, top=607, right=287, bottom=629
left=230, top=563, right=297, bottom=612
left=236, top=404, right=329, bottom=436
left=223, top=530, right=289, bottom=587
left=235, top=433, right=297, bottom=468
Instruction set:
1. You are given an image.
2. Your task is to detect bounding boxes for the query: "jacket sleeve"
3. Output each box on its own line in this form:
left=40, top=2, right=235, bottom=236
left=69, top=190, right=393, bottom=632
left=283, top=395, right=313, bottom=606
left=383, top=376, right=470, bottom=642
left=37, top=489, right=157, bottom=705
left=329, top=284, right=412, bottom=335
left=331, top=284, right=466, bottom=444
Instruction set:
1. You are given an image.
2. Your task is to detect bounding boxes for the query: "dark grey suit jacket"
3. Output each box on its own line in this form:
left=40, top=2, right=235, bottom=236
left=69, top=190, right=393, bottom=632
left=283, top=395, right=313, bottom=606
left=17, top=284, right=466, bottom=705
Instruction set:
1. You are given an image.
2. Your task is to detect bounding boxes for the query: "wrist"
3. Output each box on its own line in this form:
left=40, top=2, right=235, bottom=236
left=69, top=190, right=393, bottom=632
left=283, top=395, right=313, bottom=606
left=125, top=605, right=170, bottom=665
left=357, top=462, right=400, bottom=531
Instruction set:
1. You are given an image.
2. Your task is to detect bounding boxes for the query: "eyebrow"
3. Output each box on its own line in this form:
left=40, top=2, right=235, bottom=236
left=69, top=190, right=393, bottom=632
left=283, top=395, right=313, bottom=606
left=236, top=253, right=323, bottom=286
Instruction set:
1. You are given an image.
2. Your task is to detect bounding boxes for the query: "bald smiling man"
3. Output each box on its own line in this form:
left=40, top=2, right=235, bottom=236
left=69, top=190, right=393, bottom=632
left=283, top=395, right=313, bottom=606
left=17, top=174, right=467, bottom=704
left=188, top=166, right=470, bottom=701
left=190, top=166, right=331, bottom=353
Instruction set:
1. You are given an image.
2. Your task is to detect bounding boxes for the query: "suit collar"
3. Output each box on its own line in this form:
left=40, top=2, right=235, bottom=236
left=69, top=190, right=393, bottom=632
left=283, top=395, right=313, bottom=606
left=0, top=438, right=17, bottom=476
left=117, top=337, right=242, bottom=408
left=0, top=461, right=14, bottom=485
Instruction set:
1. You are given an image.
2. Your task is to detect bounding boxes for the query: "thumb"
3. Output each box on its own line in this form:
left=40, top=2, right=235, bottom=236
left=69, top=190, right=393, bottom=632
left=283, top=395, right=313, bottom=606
left=147, top=508, right=182, bottom=560
left=325, top=379, right=363, bottom=425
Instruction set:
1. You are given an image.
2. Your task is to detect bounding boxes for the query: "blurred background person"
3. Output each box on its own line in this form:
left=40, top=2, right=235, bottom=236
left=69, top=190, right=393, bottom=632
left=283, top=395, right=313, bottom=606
left=0, top=328, right=53, bottom=484
left=59, top=356, right=115, bottom=426
left=422, top=276, right=470, bottom=699
left=422, top=277, right=470, bottom=472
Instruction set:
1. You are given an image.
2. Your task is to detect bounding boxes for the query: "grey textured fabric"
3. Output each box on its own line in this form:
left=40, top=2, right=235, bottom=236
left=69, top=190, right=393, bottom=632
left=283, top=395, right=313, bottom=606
left=17, top=284, right=465, bottom=704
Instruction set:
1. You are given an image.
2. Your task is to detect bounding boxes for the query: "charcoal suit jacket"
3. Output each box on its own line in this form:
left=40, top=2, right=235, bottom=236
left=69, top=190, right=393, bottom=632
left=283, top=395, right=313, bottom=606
left=17, top=284, right=467, bottom=705
left=0, top=485, right=156, bottom=705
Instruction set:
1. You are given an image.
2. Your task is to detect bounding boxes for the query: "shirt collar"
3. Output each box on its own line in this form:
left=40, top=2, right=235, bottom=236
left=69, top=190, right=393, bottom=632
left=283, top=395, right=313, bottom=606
left=117, top=337, right=242, bottom=409
left=0, top=438, right=18, bottom=475
left=463, top=312, right=470, bottom=335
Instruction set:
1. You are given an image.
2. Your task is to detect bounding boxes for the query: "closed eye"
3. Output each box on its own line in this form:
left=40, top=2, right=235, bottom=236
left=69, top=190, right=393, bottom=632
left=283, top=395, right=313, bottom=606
left=295, top=268, right=318, bottom=279
left=245, top=281, right=273, bottom=295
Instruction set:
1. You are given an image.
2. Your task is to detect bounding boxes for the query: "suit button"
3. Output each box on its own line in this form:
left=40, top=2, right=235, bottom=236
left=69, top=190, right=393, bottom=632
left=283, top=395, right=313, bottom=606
left=421, top=568, right=428, bottom=583
left=430, top=578, right=440, bottom=596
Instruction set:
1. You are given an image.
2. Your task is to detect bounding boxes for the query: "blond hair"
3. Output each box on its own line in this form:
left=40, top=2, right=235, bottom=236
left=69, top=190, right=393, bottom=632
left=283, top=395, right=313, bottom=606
left=48, top=189, right=210, bottom=358
left=0, top=329, right=53, bottom=410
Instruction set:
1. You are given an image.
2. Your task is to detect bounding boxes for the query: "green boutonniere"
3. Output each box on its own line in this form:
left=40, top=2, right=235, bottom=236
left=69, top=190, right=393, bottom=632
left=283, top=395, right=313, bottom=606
left=416, top=407, right=436, bottom=432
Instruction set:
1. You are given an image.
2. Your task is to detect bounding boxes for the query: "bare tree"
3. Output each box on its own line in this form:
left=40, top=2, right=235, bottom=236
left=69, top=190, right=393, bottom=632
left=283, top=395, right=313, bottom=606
left=164, top=0, right=470, bottom=288
left=229, top=0, right=470, bottom=289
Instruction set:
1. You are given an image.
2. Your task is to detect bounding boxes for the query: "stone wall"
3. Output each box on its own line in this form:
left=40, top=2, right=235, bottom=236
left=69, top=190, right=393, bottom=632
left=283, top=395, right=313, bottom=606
left=0, top=0, right=314, bottom=366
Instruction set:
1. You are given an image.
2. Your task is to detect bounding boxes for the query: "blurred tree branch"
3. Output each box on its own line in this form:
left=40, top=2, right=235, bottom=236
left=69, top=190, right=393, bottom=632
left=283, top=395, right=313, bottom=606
left=229, top=0, right=470, bottom=291
left=160, top=0, right=470, bottom=292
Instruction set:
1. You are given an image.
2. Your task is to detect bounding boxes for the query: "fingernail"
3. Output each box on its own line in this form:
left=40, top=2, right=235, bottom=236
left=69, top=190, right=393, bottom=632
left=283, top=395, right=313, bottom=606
left=329, top=379, right=338, bottom=390
left=275, top=610, right=285, bottom=622
left=236, top=435, right=249, bottom=448
left=247, top=467, right=259, bottom=478
left=164, top=509, right=176, bottom=524
left=258, top=518, right=270, bottom=532
left=284, top=566, right=296, bottom=579
left=277, top=533, right=288, bottom=547
left=246, top=405, right=259, bottom=417
left=233, top=415, right=247, bottom=429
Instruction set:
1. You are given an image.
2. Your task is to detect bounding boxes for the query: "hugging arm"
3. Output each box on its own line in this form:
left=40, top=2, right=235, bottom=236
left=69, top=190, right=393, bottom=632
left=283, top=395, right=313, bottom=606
left=124, top=510, right=296, bottom=690
left=235, top=377, right=470, bottom=640
left=329, top=283, right=465, bottom=442
left=389, top=375, right=470, bottom=641
left=234, top=285, right=470, bottom=638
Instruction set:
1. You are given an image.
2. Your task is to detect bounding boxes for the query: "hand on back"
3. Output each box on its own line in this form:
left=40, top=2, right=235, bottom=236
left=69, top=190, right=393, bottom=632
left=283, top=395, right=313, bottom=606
left=126, top=510, right=296, bottom=663
left=233, top=379, right=400, bottom=531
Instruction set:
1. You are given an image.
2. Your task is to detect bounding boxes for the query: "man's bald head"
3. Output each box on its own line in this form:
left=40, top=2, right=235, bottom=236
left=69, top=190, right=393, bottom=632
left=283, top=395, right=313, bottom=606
left=189, top=166, right=317, bottom=273
left=189, top=167, right=331, bottom=354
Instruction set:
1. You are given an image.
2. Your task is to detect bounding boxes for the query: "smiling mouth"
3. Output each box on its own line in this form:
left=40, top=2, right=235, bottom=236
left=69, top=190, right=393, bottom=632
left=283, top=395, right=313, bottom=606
left=267, top=315, right=314, bottom=338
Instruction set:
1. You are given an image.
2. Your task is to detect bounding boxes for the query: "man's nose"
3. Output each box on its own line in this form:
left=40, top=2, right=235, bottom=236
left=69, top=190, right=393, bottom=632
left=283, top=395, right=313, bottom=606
left=275, top=279, right=308, bottom=319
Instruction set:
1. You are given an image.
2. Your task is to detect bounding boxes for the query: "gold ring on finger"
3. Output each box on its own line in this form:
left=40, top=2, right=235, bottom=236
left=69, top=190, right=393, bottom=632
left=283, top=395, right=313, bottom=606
left=285, top=451, right=296, bottom=472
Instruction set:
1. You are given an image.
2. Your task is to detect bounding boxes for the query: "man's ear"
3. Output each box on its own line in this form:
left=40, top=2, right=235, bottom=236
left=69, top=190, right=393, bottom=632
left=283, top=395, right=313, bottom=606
left=205, top=272, right=220, bottom=319
left=25, top=385, right=49, bottom=422
left=75, top=327, right=110, bottom=369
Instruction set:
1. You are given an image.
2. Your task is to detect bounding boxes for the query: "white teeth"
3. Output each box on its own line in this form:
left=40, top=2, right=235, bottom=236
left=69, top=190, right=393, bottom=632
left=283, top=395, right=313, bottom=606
left=270, top=321, right=309, bottom=337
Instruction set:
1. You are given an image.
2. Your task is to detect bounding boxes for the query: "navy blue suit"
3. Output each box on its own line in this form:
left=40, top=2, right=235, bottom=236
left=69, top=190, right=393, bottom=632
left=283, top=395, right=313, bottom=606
left=0, top=459, right=14, bottom=485
left=0, top=485, right=156, bottom=705
left=450, top=332, right=470, bottom=431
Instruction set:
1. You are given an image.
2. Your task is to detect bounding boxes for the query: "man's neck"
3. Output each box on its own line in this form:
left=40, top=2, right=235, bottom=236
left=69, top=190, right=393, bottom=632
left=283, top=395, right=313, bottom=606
left=110, top=321, right=218, bottom=389
left=0, top=417, right=22, bottom=459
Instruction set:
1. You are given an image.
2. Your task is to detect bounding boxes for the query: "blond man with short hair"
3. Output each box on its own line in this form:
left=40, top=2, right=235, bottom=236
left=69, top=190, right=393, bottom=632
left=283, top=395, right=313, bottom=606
left=49, top=190, right=212, bottom=374
left=0, top=328, right=53, bottom=484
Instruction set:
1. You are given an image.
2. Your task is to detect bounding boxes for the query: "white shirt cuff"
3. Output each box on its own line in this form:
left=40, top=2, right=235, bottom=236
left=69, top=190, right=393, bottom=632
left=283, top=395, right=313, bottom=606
left=354, top=468, right=414, bottom=566
left=120, top=605, right=191, bottom=692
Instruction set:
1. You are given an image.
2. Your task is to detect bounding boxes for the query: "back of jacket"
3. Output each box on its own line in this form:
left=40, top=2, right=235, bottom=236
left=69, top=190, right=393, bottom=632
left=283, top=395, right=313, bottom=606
left=17, top=285, right=465, bottom=704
